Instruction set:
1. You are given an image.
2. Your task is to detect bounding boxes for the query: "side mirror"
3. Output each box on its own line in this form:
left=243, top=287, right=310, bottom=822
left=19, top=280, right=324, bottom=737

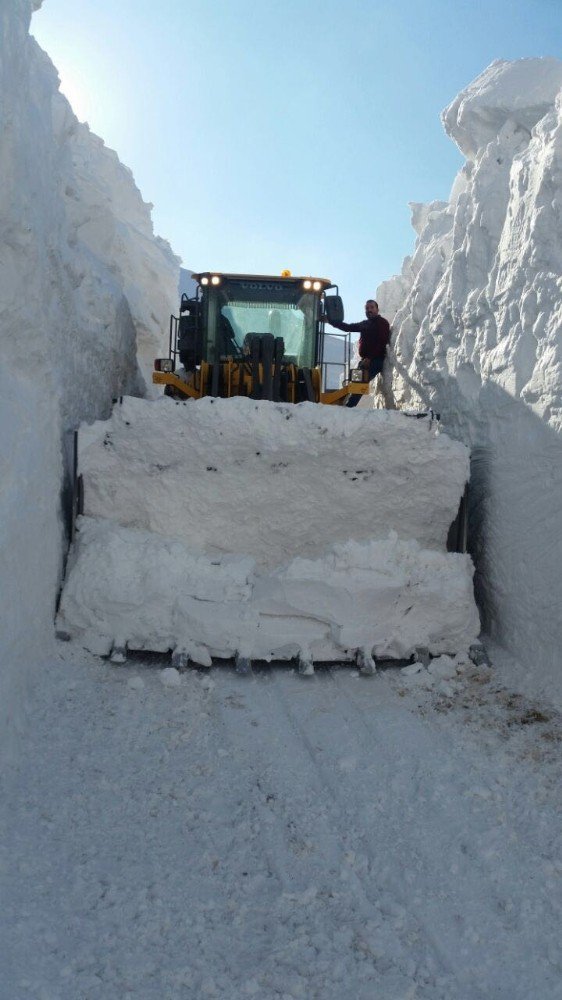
left=324, top=295, right=344, bottom=325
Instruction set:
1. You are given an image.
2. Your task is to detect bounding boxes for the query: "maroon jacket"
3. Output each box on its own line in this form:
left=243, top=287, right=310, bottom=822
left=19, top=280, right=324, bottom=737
left=332, top=315, right=391, bottom=359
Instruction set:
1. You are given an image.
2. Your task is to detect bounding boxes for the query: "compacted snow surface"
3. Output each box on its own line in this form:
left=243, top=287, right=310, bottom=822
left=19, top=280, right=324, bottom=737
left=2, top=644, right=561, bottom=1000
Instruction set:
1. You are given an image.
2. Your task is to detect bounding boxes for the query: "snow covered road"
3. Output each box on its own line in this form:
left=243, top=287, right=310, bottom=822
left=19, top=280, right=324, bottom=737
left=2, top=646, right=561, bottom=1000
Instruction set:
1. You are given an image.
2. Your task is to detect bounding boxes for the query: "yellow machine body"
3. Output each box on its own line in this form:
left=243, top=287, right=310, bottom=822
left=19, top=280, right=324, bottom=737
left=153, top=362, right=370, bottom=405
left=152, top=271, right=372, bottom=406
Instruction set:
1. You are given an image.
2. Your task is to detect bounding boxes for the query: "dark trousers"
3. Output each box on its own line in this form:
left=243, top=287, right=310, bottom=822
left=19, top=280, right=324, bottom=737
left=347, top=357, right=384, bottom=407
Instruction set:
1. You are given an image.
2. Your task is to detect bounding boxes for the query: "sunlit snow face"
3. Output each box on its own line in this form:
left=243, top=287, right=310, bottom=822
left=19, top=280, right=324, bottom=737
left=57, top=65, right=93, bottom=124
left=365, top=300, right=379, bottom=318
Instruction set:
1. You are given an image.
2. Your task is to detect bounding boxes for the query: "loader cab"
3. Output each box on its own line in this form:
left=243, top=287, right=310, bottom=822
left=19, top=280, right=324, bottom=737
left=194, top=272, right=331, bottom=370
left=154, top=270, right=363, bottom=405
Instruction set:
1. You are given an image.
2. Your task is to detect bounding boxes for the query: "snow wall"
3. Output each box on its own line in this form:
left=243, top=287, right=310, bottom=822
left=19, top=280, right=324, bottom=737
left=376, top=59, right=562, bottom=700
left=0, top=0, right=179, bottom=758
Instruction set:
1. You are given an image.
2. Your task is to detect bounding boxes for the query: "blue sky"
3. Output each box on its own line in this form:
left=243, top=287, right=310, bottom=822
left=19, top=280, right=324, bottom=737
left=33, top=0, right=561, bottom=320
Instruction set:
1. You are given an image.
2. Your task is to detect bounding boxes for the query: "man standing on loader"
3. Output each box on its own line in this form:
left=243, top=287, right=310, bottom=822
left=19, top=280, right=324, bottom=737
left=325, top=299, right=391, bottom=407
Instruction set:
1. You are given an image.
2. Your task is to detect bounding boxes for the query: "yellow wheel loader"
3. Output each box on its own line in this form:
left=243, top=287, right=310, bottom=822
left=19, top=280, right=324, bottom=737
left=152, top=271, right=370, bottom=406
left=56, top=270, right=478, bottom=676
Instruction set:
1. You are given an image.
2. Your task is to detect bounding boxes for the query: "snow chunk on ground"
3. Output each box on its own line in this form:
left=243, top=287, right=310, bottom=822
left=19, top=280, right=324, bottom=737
left=159, top=667, right=182, bottom=688
left=428, top=654, right=458, bottom=679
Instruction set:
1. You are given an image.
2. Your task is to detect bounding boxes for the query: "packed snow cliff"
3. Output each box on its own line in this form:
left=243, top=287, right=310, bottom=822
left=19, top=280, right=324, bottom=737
left=376, top=58, right=562, bottom=698
left=0, top=0, right=178, bottom=753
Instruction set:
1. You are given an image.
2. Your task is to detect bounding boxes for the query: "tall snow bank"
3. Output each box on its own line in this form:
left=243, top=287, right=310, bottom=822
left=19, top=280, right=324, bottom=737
left=443, top=59, right=562, bottom=159
left=0, top=0, right=179, bottom=758
left=376, top=58, right=562, bottom=700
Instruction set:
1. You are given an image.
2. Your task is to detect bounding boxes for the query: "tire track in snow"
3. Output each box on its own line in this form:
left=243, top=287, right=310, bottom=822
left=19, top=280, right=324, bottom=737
left=215, top=667, right=473, bottom=998
left=266, top=668, right=472, bottom=998
left=212, top=671, right=404, bottom=996
left=4, top=651, right=560, bottom=1000
left=214, top=668, right=440, bottom=998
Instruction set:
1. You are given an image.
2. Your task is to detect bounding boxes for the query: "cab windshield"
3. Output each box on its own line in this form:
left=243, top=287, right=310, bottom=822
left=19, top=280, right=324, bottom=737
left=203, top=278, right=319, bottom=368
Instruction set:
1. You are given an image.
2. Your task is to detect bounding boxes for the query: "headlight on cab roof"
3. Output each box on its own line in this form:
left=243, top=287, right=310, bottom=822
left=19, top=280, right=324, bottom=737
left=211, top=275, right=221, bottom=285
left=154, top=358, right=174, bottom=373
left=302, top=278, right=322, bottom=292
